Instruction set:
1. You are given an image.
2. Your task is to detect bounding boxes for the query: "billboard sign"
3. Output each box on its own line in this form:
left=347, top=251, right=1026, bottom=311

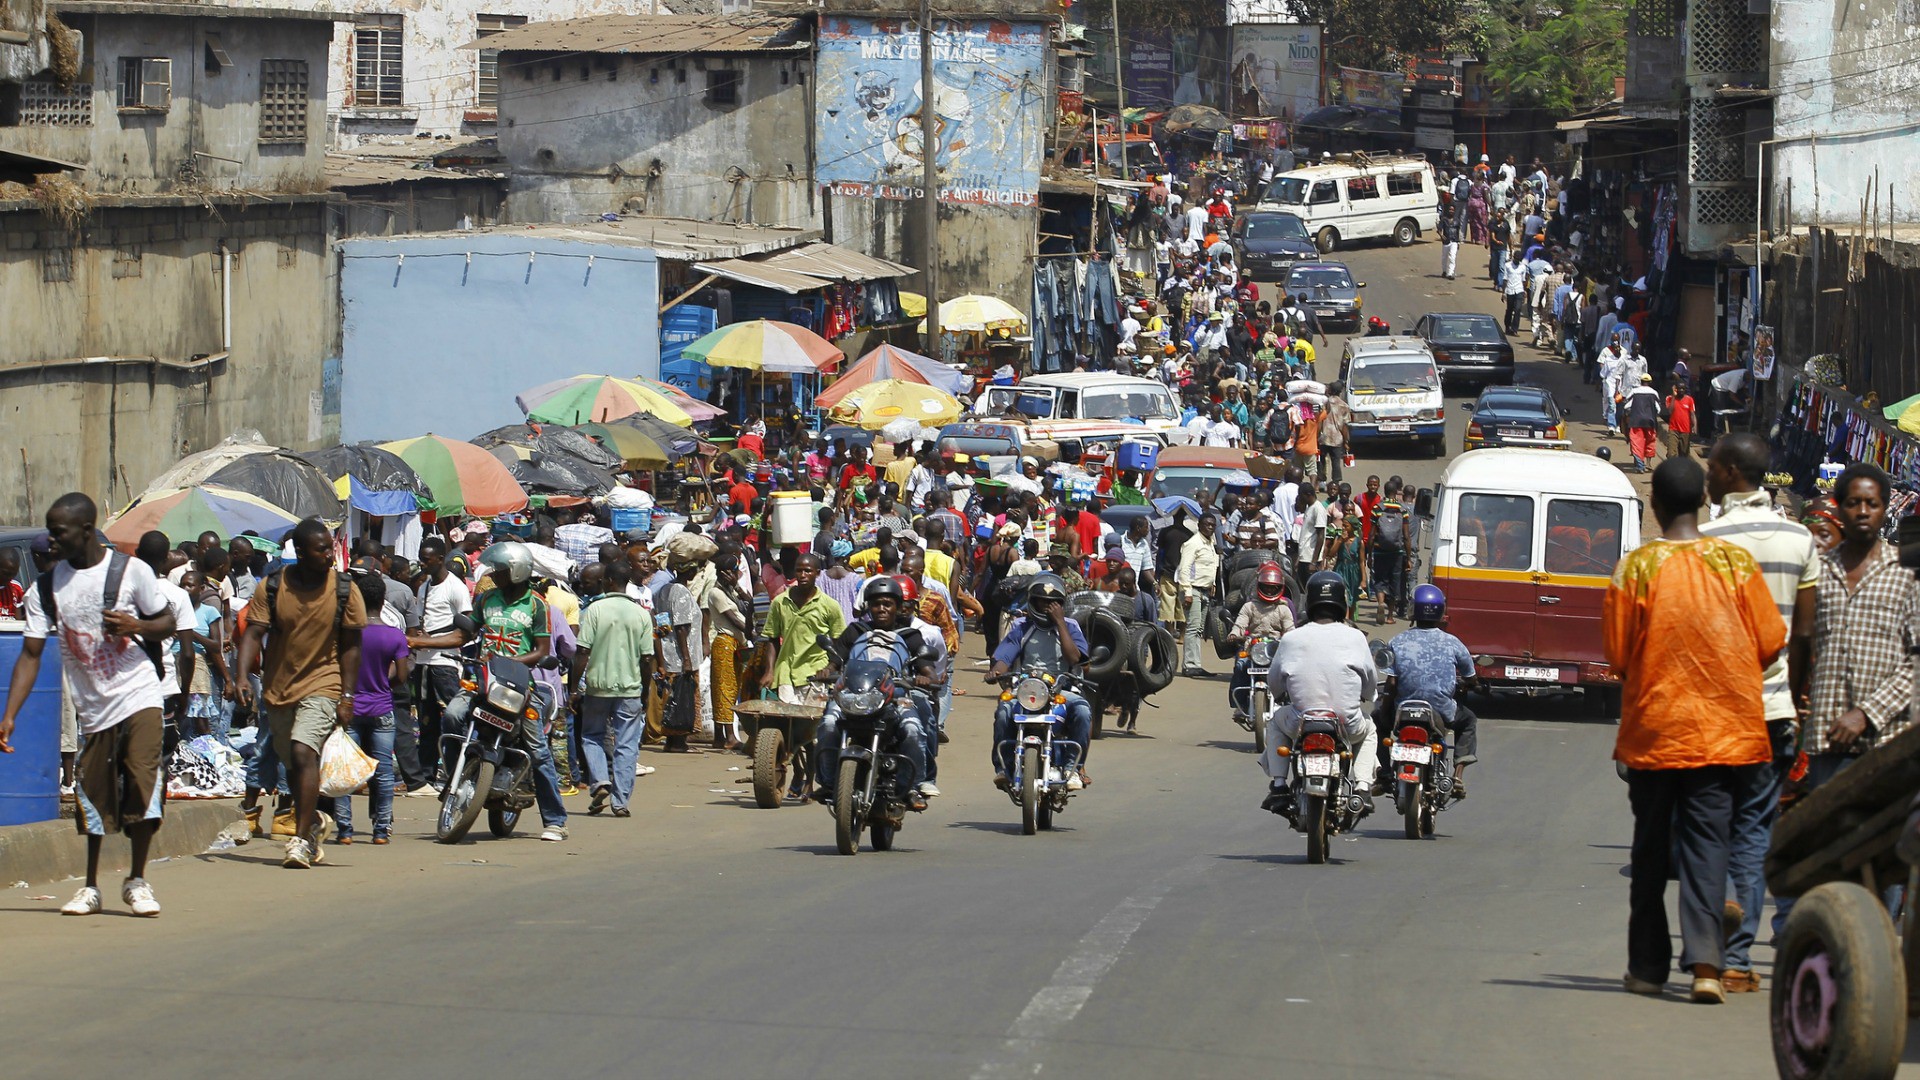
left=1229, top=23, right=1322, bottom=120
left=1335, top=65, right=1404, bottom=120
left=816, top=16, right=1047, bottom=208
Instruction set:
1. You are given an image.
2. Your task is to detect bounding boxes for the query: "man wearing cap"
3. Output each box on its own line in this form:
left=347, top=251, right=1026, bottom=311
left=1088, top=540, right=1128, bottom=588
left=1623, top=373, right=1665, bottom=473
left=1004, top=456, right=1044, bottom=497
left=1047, top=543, right=1088, bottom=594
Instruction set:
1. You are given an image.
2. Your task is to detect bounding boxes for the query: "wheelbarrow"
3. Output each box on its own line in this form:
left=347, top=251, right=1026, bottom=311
left=733, top=698, right=825, bottom=809
left=1764, top=722, right=1920, bottom=1080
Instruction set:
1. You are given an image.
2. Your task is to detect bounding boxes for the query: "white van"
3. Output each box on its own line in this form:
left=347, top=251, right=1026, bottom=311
left=1338, top=336, right=1446, bottom=454
left=974, top=373, right=1190, bottom=443
left=1255, top=154, right=1439, bottom=253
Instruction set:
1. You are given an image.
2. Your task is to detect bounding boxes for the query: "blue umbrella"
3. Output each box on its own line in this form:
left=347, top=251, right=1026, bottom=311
left=1153, top=495, right=1203, bottom=518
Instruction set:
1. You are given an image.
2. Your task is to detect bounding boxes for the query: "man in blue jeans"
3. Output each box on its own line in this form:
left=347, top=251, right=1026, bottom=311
left=569, top=562, right=654, bottom=818
left=987, top=579, right=1093, bottom=789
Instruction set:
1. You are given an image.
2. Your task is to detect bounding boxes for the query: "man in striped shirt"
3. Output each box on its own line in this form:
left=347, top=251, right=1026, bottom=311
left=1701, top=434, right=1819, bottom=993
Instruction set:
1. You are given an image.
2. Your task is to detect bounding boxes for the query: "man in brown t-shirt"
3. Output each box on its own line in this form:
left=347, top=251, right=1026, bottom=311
left=235, top=519, right=365, bottom=868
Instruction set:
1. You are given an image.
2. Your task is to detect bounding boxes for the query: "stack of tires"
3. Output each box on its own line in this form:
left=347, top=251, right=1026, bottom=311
left=1068, top=592, right=1177, bottom=698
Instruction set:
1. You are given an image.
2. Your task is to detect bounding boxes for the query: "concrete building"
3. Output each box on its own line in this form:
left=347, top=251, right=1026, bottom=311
left=325, top=138, right=506, bottom=237
left=485, top=12, right=817, bottom=227
left=0, top=1, right=344, bottom=517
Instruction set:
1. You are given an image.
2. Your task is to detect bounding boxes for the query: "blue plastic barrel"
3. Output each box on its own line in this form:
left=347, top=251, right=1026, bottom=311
left=0, top=630, right=62, bottom=826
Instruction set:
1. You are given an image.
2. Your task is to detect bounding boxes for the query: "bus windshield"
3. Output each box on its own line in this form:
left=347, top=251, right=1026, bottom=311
left=1083, top=389, right=1177, bottom=421
left=1264, top=177, right=1309, bottom=204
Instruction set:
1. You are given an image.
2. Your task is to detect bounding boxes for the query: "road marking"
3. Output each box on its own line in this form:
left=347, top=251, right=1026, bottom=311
left=971, top=872, right=1183, bottom=1079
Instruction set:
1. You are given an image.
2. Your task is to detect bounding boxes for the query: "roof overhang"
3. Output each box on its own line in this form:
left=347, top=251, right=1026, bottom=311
left=0, top=148, right=85, bottom=185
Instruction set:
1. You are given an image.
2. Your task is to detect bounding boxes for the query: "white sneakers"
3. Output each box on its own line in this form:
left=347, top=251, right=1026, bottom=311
left=283, top=837, right=316, bottom=868
left=122, top=878, right=161, bottom=917
left=918, top=782, right=942, bottom=798
left=59, top=880, right=158, bottom=917
left=541, top=826, right=568, bottom=842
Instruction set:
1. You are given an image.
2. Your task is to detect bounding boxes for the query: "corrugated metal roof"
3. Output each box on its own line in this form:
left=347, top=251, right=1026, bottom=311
left=342, top=217, right=817, bottom=261
left=459, top=13, right=808, bottom=56
left=325, top=154, right=495, bottom=189
left=759, top=242, right=916, bottom=282
left=52, top=1, right=348, bottom=20
left=692, top=257, right=832, bottom=295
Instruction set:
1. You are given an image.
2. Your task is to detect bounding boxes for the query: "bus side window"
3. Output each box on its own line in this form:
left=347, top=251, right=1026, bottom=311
left=1387, top=172, right=1424, bottom=197
left=1310, top=181, right=1339, bottom=205
left=1459, top=493, right=1534, bottom=570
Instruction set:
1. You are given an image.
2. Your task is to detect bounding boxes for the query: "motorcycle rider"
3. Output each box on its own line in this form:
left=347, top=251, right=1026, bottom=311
left=986, top=578, right=1093, bottom=790
left=1376, top=584, right=1478, bottom=799
left=1259, top=571, right=1378, bottom=815
left=812, top=576, right=935, bottom=812
left=1228, top=562, right=1297, bottom=726
left=459, top=542, right=569, bottom=841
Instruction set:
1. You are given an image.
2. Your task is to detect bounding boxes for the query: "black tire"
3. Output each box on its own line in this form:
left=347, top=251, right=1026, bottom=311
left=1393, top=217, right=1418, bottom=246
left=1038, top=797, right=1055, bottom=831
left=1771, top=881, right=1905, bottom=1080
left=1305, top=795, right=1329, bottom=864
left=834, top=763, right=863, bottom=856
left=751, top=727, right=785, bottom=809
left=1402, top=781, right=1422, bottom=840
left=1020, top=745, right=1040, bottom=836
left=1086, top=684, right=1105, bottom=742
left=1250, top=687, right=1268, bottom=754
left=1315, top=227, right=1338, bottom=253
left=1086, top=608, right=1130, bottom=672
left=1136, top=627, right=1178, bottom=695
left=487, top=804, right=521, bottom=839
left=436, top=758, right=492, bottom=844
left=1421, top=803, right=1435, bottom=838
left=870, top=819, right=895, bottom=851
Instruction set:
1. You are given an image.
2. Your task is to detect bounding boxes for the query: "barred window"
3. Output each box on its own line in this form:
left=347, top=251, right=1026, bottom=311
left=474, top=14, right=528, bottom=109
left=353, top=24, right=404, bottom=108
left=259, top=58, right=309, bottom=143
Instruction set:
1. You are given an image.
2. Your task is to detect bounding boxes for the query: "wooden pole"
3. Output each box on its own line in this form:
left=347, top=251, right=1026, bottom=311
left=920, top=0, right=940, bottom=347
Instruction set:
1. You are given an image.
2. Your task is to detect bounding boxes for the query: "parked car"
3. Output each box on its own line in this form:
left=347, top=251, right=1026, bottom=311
left=1462, top=385, right=1569, bottom=452
left=1233, top=211, right=1317, bottom=281
left=1282, top=262, right=1365, bottom=332
left=0, top=527, right=45, bottom=590
left=1414, top=312, right=1517, bottom=385
left=1253, top=153, right=1439, bottom=253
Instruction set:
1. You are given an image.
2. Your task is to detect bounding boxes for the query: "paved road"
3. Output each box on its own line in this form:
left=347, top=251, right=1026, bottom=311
left=0, top=240, right=1867, bottom=1078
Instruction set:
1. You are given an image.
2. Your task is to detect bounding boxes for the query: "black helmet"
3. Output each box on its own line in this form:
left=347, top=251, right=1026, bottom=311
left=1303, top=570, right=1349, bottom=621
left=1029, top=578, right=1068, bottom=607
left=862, top=575, right=905, bottom=609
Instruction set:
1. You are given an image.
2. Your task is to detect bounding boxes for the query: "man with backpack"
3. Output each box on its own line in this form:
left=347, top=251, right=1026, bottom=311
left=234, top=518, right=367, bottom=869
left=1367, top=479, right=1412, bottom=624
left=2, top=493, right=180, bottom=916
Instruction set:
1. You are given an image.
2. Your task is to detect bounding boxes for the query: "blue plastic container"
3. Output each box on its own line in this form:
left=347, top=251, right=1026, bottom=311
left=0, top=631, right=61, bottom=826
left=609, top=506, right=652, bottom=535
left=1117, top=441, right=1159, bottom=472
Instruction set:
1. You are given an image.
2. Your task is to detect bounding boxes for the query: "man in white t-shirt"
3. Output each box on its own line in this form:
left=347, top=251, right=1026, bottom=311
left=1205, top=409, right=1243, bottom=448
left=405, top=535, right=474, bottom=788
left=1185, top=203, right=1208, bottom=243
left=3, top=493, right=178, bottom=918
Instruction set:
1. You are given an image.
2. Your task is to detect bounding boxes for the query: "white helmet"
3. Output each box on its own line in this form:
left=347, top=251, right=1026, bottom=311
left=479, top=541, right=534, bottom=587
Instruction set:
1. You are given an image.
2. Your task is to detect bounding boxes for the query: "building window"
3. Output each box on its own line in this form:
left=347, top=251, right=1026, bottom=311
left=353, top=23, right=404, bottom=108
left=706, top=68, right=740, bottom=107
left=117, top=57, right=172, bottom=112
left=113, top=246, right=143, bottom=279
left=18, top=80, right=94, bottom=126
left=474, top=14, right=527, bottom=109
left=259, top=59, right=309, bottom=143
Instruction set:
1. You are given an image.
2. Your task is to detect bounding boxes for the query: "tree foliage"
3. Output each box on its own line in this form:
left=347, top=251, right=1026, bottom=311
left=1285, top=0, right=1467, bottom=70
left=1481, top=0, right=1627, bottom=113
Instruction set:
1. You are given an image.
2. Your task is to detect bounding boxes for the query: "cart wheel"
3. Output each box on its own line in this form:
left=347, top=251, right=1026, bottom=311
left=751, top=727, right=785, bottom=809
left=1771, top=881, right=1906, bottom=1080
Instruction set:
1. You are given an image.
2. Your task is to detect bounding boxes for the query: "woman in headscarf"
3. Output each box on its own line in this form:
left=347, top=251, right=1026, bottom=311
left=708, top=543, right=754, bottom=749
left=817, top=537, right=864, bottom=623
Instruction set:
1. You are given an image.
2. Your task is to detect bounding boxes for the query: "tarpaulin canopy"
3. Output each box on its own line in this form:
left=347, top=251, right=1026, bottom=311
left=204, top=453, right=344, bottom=523
left=301, top=444, right=433, bottom=512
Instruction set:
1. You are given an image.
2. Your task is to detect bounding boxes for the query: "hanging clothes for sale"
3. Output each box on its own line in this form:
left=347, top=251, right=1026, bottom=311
left=1030, top=258, right=1079, bottom=375
left=1080, top=256, right=1121, bottom=369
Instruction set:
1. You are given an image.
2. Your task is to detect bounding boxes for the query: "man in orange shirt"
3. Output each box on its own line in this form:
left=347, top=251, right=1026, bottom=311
left=1603, top=457, right=1785, bottom=1004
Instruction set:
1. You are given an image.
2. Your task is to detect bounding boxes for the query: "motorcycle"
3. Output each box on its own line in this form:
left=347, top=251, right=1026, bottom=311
left=1386, top=699, right=1454, bottom=840
left=1232, top=635, right=1279, bottom=754
left=435, top=655, right=547, bottom=844
left=1278, top=707, right=1367, bottom=864
left=818, top=635, right=922, bottom=856
left=997, top=668, right=1087, bottom=835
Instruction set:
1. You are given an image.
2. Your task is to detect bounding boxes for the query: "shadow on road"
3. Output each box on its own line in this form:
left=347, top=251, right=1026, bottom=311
left=1215, top=851, right=1345, bottom=867
left=945, top=820, right=1032, bottom=835
left=1195, top=739, right=1261, bottom=753
left=1485, top=973, right=1631, bottom=994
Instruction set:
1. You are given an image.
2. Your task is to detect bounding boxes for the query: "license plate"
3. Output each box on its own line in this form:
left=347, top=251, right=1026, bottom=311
left=1462, top=353, right=1490, bottom=363
left=1391, top=744, right=1432, bottom=764
left=1378, top=421, right=1411, bottom=433
left=1497, top=427, right=1528, bottom=438
left=1505, top=664, right=1561, bottom=682
left=1317, top=309, right=1338, bottom=318
left=1299, top=754, right=1337, bottom=777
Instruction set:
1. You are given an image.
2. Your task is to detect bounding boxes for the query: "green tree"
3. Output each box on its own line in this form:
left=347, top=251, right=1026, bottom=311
left=1481, top=0, right=1627, bottom=113
left=1286, top=0, right=1467, bottom=69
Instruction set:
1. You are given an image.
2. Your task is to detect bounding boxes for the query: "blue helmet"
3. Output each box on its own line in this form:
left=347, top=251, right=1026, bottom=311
left=1411, top=583, right=1447, bottom=623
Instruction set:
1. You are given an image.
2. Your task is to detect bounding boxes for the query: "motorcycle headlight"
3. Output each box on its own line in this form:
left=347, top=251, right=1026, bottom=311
left=1015, top=677, right=1051, bottom=712
left=1249, top=639, right=1276, bottom=667
left=838, top=688, right=884, bottom=716
left=484, top=681, right=528, bottom=716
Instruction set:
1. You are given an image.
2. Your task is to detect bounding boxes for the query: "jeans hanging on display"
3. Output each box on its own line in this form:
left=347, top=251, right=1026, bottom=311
left=1031, top=260, right=1079, bottom=375
left=1081, top=257, right=1121, bottom=371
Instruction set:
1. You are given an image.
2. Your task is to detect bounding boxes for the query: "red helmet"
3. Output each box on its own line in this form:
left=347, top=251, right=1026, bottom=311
left=1255, top=562, right=1286, bottom=602
left=1367, top=316, right=1388, bottom=332
left=891, top=574, right=921, bottom=605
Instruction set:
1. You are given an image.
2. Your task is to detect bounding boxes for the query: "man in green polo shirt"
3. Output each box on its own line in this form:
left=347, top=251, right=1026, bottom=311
left=760, top=552, right=846, bottom=703
left=569, top=562, right=653, bottom=817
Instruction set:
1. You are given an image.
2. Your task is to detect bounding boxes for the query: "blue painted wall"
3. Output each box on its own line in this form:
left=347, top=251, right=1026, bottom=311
left=339, top=234, right=661, bottom=443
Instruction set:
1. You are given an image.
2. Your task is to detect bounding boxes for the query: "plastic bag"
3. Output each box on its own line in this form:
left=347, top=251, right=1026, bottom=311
left=317, top=727, right=377, bottom=798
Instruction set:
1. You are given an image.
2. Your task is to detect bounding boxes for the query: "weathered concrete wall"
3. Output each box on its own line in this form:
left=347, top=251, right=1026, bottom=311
left=0, top=12, right=332, bottom=194
left=498, top=51, right=816, bottom=227
left=0, top=0, right=50, bottom=83
left=338, top=232, right=661, bottom=443
left=1768, top=0, right=1920, bottom=226
left=828, top=189, right=1034, bottom=311
left=0, top=197, right=339, bottom=519
left=333, top=177, right=507, bottom=237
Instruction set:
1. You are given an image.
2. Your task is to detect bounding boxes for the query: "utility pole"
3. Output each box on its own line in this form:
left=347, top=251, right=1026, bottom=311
left=1110, top=0, right=1127, bottom=177
left=920, top=0, right=940, bottom=345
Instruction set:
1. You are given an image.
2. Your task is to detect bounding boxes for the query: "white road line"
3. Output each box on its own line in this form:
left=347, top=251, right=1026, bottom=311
left=972, top=877, right=1179, bottom=1079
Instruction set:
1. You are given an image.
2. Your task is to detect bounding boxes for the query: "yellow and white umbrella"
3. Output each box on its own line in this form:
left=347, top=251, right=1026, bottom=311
left=917, top=294, right=1028, bottom=333
left=826, top=378, right=963, bottom=430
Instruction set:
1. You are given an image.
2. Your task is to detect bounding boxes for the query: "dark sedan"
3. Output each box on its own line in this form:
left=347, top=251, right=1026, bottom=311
left=1282, top=262, right=1365, bottom=332
left=1233, top=212, right=1317, bottom=281
left=1415, top=312, right=1516, bottom=385
left=1463, top=385, right=1568, bottom=452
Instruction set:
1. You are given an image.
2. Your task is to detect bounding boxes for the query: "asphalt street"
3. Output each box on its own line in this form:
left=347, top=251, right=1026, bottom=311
left=0, top=239, right=1892, bottom=1079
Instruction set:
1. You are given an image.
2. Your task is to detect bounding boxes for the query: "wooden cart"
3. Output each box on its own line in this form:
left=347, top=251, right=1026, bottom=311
left=732, top=698, right=825, bottom=809
left=1764, top=722, right=1920, bottom=1080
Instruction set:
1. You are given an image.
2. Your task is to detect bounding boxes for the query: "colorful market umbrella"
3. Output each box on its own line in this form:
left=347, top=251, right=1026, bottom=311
left=628, top=374, right=727, bottom=423
left=917, top=294, right=1028, bottom=334
left=301, top=444, right=433, bottom=515
left=814, top=343, right=969, bottom=409
left=572, top=421, right=677, bottom=469
left=682, top=319, right=841, bottom=374
left=899, top=291, right=927, bottom=319
left=516, top=374, right=695, bottom=427
left=378, top=434, right=528, bottom=517
left=105, top=486, right=302, bottom=551
left=827, top=379, right=962, bottom=430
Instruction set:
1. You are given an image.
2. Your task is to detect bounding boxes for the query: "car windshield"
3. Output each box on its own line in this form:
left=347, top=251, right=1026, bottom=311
left=1244, top=215, right=1308, bottom=241
left=1351, top=360, right=1437, bottom=392
left=1287, top=267, right=1354, bottom=290
left=1102, top=141, right=1159, bottom=166
left=980, top=386, right=1053, bottom=416
left=1431, top=315, right=1502, bottom=340
left=1084, top=390, right=1177, bottom=421
left=1265, top=177, right=1308, bottom=204
left=939, top=436, right=1017, bottom=458
left=1479, top=391, right=1550, bottom=415
left=1152, top=468, right=1226, bottom=501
